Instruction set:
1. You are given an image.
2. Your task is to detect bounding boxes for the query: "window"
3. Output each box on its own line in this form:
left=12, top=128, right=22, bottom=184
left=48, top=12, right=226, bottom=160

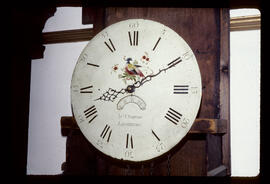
left=230, top=8, right=261, bottom=176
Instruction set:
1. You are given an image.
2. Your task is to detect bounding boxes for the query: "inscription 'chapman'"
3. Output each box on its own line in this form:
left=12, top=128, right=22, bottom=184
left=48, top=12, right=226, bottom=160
left=118, top=113, right=142, bottom=126
left=119, top=114, right=142, bottom=119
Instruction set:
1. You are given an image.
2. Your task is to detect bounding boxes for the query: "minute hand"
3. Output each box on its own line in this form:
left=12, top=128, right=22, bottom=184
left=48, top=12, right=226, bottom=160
left=132, top=57, right=183, bottom=89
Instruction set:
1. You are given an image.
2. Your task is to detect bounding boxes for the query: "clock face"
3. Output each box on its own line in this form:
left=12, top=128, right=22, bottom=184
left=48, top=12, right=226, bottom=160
left=71, top=19, right=202, bottom=162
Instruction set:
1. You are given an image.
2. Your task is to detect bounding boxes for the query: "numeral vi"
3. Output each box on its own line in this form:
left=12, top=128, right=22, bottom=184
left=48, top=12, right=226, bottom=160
left=126, top=133, right=134, bottom=149
left=100, top=124, right=112, bottom=142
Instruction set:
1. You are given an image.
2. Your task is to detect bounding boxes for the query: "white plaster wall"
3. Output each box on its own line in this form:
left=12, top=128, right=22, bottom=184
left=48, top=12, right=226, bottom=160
left=27, top=42, right=88, bottom=175
left=230, top=29, right=260, bottom=176
left=230, top=8, right=260, bottom=17
left=42, top=7, right=92, bottom=32
left=27, top=7, right=90, bottom=175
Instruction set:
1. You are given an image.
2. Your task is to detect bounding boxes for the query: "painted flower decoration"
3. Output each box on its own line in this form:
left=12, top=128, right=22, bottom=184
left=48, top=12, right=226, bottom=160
left=111, top=53, right=153, bottom=85
left=141, top=52, right=150, bottom=64
left=112, top=64, right=119, bottom=72
left=117, top=57, right=145, bottom=84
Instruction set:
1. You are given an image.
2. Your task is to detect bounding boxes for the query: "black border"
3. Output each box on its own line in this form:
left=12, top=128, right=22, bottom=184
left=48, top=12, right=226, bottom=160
left=10, top=0, right=266, bottom=183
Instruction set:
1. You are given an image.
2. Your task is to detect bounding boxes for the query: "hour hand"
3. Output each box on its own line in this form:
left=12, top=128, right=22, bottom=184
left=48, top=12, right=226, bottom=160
left=95, top=88, right=126, bottom=102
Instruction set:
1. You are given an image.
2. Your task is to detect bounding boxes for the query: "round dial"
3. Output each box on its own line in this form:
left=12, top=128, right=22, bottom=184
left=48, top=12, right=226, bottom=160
left=71, top=19, right=202, bottom=162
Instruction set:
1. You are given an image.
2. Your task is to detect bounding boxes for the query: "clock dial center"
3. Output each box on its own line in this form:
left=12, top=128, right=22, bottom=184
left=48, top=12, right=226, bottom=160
left=126, top=85, right=135, bottom=93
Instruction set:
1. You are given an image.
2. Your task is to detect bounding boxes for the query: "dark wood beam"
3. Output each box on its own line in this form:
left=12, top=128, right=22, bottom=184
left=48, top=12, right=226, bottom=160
left=60, top=116, right=227, bottom=134
left=42, top=28, right=94, bottom=44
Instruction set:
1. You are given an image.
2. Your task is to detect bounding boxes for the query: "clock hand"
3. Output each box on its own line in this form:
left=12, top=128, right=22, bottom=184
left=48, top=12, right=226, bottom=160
left=93, top=61, right=177, bottom=101
left=94, top=57, right=181, bottom=102
left=95, top=50, right=193, bottom=101
left=131, top=63, right=179, bottom=90
left=95, top=87, right=126, bottom=102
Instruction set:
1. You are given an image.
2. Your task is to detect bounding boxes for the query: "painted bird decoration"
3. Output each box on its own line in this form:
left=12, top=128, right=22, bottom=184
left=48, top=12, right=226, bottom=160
left=125, top=57, right=145, bottom=77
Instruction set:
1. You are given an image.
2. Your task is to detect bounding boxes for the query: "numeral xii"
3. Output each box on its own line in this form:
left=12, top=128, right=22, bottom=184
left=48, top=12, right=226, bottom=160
left=128, top=31, right=139, bottom=46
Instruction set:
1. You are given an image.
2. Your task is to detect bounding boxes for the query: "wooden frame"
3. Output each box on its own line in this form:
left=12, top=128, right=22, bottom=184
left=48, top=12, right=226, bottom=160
left=42, top=28, right=94, bottom=44
left=219, top=8, right=231, bottom=176
left=230, top=15, right=260, bottom=31
left=41, top=15, right=261, bottom=44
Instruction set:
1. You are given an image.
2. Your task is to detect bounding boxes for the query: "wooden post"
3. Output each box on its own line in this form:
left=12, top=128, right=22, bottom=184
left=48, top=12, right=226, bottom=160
left=219, top=8, right=231, bottom=176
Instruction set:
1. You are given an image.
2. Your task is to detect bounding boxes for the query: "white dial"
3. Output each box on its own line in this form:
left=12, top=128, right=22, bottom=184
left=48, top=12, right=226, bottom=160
left=71, top=19, right=202, bottom=162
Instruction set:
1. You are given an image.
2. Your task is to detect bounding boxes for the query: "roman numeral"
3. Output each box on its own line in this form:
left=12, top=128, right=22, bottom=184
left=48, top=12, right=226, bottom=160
left=128, top=31, right=139, bottom=46
left=100, top=124, right=112, bottom=142
left=165, top=108, right=182, bottom=125
left=152, top=37, right=161, bottom=51
left=167, top=57, right=182, bottom=67
left=104, top=39, right=116, bottom=52
left=87, top=63, right=99, bottom=67
left=80, top=85, right=93, bottom=93
left=151, top=130, right=160, bottom=141
left=84, top=105, right=98, bottom=123
left=126, top=133, right=134, bottom=149
left=173, top=85, right=189, bottom=94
